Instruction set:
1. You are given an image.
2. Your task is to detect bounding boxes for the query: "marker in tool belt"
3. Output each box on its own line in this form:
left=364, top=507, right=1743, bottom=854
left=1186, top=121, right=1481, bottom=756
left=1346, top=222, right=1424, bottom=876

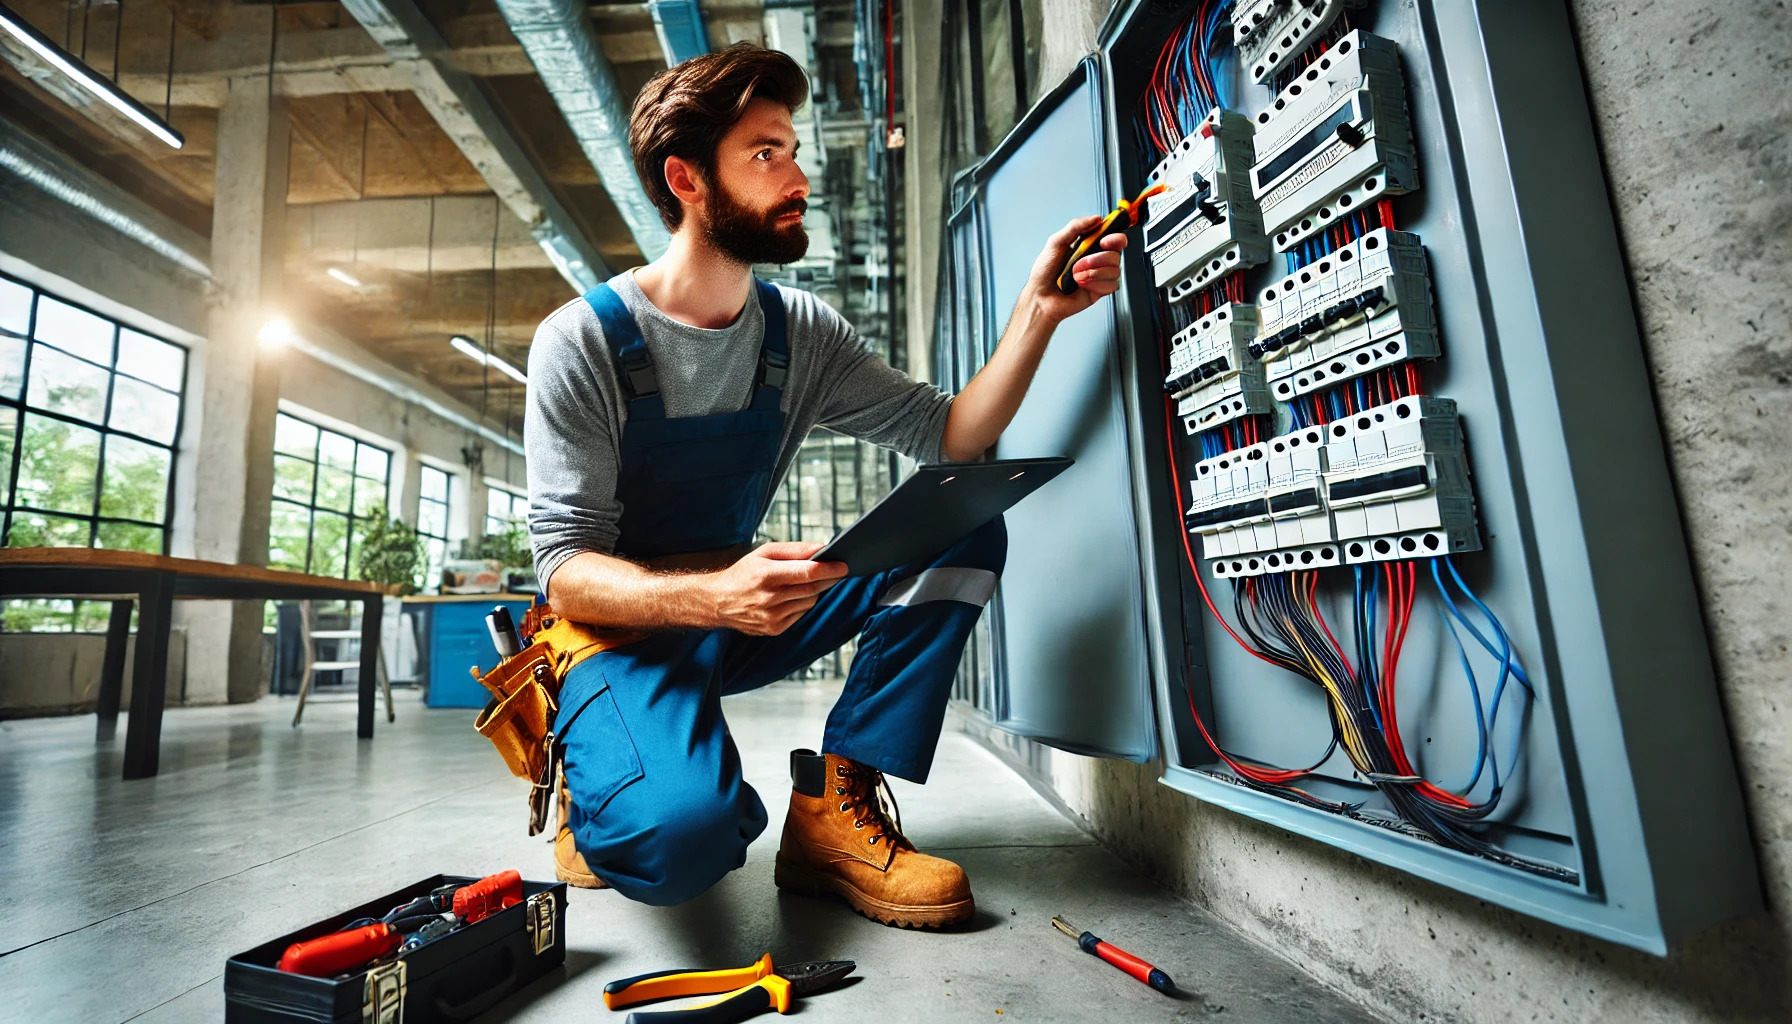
left=1055, top=181, right=1167, bottom=294
left=1051, top=915, right=1175, bottom=994
left=488, top=606, right=523, bottom=658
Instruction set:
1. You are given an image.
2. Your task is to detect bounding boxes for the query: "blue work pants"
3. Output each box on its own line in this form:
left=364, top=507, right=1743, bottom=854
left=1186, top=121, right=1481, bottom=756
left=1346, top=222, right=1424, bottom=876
left=553, top=516, right=1007, bottom=906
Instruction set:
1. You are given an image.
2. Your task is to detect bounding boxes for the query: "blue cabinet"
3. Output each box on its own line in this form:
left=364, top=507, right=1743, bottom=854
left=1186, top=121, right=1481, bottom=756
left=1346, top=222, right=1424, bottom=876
left=418, top=598, right=533, bottom=708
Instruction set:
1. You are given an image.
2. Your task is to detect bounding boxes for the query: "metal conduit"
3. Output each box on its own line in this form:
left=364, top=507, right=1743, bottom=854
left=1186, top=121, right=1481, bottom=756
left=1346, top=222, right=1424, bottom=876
left=492, top=0, right=672, bottom=260
left=0, top=120, right=211, bottom=279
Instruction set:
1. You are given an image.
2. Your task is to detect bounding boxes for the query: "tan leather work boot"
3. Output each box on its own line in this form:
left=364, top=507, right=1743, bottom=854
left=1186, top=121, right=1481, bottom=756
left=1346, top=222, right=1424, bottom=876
left=553, top=773, right=607, bottom=889
left=774, top=749, right=974, bottom=929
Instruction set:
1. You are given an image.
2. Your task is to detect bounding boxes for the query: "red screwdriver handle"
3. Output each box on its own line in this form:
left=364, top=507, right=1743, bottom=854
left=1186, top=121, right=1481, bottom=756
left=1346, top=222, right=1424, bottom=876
left=453, top=869, right=524, bottom=924
left=277, top=922, right=401, bottom=976
left=1080, top=931, right=1175, bottom=993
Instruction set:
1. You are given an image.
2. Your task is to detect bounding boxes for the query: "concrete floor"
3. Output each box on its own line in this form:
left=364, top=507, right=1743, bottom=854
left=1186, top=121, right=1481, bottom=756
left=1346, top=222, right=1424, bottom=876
left=0, top=682, right=1381, bottom=1023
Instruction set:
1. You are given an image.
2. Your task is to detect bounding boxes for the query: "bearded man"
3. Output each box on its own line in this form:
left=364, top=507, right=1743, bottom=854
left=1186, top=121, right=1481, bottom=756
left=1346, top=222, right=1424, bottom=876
left=526, top=43, right=1126, bottom=928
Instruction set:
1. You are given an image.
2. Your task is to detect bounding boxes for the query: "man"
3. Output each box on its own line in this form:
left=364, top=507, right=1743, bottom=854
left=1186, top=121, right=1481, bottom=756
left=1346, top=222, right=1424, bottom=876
left=526, top=44, right=1125, bottom=929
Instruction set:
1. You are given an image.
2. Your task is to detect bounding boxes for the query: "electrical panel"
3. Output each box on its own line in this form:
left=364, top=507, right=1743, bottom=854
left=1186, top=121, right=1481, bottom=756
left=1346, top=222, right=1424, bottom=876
left=1249, top=30, right=1416, bottom=252
left=938, top=0, right=1761, bottom=956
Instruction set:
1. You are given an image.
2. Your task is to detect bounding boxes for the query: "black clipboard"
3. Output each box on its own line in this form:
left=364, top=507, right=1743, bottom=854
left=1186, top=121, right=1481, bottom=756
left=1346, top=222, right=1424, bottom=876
left=813, top=457, right=1074, bottom=576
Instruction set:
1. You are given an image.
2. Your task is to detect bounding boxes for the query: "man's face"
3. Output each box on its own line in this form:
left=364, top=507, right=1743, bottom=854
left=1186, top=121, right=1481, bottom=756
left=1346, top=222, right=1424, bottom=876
left=696, top=97, right=811, bottom=266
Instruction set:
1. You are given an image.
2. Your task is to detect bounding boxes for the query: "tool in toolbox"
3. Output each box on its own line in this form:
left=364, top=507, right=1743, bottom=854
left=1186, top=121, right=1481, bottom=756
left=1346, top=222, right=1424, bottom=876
left=1050, top=915, right=1176, bottom=994
left=603, top=954, right=856, bottom=1023
left=275, top=870, right=524, bottom=977
left=1054, top=181, right=1167, bottom=294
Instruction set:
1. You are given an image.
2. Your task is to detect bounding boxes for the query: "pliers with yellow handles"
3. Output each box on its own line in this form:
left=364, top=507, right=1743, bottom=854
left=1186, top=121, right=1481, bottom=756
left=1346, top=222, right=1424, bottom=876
left=603, top=954, right=856, bottom=1024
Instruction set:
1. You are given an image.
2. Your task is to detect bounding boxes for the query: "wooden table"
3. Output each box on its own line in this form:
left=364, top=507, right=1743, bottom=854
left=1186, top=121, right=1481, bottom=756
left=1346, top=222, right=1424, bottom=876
left=0, top=548, right=390, bottom=780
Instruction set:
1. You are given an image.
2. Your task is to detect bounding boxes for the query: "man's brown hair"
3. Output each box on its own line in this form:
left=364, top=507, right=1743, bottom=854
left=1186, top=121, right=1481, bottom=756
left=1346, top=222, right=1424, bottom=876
left=629, top=44, right=810, bottom=231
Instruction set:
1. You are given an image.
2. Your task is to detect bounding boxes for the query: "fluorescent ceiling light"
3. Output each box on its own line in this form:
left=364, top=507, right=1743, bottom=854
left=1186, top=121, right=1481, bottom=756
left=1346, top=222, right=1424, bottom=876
left=0, top=5, right=185, bottom=150
left=326, top=267, right=363, bottom=287
left=450, top=335, right=528, bottom=385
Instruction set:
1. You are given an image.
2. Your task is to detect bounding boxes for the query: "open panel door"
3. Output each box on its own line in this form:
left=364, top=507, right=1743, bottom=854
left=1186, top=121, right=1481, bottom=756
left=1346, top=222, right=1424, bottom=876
left=960, top=59, right=1155, bottom=761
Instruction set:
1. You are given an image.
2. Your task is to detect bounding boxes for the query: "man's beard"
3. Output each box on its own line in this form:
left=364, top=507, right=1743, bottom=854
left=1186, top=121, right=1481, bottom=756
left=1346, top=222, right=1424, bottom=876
left=701, top=184, right=809, bottom=266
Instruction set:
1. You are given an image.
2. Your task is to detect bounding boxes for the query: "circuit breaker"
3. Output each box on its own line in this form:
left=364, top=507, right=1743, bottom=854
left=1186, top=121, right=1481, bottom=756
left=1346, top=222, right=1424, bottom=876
left=1253, top=227, right=1437, bottom=399
left=1143, top=108, right=1270, bottom=298
left=1250, top=30, right=1417, bottom=252
left=1164, top=303, right=1272, bottom=432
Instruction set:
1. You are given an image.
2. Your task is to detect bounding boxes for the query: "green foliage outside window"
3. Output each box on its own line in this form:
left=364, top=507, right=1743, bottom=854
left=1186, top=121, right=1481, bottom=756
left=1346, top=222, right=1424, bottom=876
left=474, top=520, right=531, bottom=568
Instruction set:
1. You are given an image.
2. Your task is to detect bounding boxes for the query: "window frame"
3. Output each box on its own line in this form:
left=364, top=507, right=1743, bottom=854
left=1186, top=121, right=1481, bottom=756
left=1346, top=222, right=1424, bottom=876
left=484, top=483, right=527, bottom=537
left=0, top=271, right=189, bottom=554
left=267, top=411, right=393, bottom=579
left=416, top=463, right=453, bottom=588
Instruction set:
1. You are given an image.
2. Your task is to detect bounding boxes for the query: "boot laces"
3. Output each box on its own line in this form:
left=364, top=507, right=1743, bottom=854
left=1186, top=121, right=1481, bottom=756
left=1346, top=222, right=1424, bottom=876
left=834, top=761, right=910, bottom=849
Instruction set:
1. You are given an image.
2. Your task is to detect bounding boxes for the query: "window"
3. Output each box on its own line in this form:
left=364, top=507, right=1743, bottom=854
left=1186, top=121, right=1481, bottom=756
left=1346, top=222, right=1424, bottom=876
left=268, top=412, right=391, bottom=578
left=0, top=274, right=188, bottom=555
left=485, top=485, right=527, bottom=537
left=417, top=465, right=452, bottom=588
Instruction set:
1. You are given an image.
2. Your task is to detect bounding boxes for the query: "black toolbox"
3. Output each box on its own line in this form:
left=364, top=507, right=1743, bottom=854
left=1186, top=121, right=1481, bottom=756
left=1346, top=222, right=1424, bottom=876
left=225, top=875, right=567, bottom=1023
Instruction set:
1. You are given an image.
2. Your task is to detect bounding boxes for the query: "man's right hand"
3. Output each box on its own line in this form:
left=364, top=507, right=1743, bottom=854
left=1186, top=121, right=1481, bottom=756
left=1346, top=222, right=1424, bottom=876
left=704, top=542, right=849, bottom=636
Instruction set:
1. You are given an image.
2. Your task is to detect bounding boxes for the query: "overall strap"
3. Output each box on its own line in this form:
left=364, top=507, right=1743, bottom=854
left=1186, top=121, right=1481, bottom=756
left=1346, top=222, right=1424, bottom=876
left=583, top=282, right=664, bottom=421
left=750, top=278, right=789, bottom=412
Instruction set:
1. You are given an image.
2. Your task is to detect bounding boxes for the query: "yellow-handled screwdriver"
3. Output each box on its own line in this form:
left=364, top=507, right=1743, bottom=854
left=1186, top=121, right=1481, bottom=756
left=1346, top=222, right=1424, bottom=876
left=1055, top=181, right=1168, bottom=294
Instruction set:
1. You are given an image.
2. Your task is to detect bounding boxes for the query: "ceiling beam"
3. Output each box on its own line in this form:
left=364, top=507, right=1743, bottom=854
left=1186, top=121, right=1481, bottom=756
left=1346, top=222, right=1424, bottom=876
left=337, top=0, right=605, bottom=291
left=286, top=195, right=555, bottom=274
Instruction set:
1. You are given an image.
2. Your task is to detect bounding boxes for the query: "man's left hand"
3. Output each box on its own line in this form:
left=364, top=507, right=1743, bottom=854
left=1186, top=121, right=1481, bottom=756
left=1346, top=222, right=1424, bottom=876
left=1024, top=215, right=1129, bottom=324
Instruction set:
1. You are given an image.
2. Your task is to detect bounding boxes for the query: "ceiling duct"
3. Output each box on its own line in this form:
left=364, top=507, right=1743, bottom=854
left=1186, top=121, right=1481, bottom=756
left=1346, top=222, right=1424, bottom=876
left=648, top=0, right=711, bottom=66
left=492, top=0, right=672, bottom=260
left=0, top=119, right=210, bottom=279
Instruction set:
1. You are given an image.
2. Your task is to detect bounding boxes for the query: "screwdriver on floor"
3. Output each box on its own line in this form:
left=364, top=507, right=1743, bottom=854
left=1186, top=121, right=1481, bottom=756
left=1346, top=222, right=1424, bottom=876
left=1051, top=915, right=1176, bottom=994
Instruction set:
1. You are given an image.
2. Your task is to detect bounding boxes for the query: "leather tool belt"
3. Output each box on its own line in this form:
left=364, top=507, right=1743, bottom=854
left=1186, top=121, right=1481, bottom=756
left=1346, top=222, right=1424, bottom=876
left=471, top=603, right=644, bottom=835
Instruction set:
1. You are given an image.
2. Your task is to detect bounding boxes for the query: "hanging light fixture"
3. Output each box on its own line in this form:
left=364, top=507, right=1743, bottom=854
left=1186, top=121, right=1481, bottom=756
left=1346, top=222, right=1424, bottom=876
left=0, top=3, right=185, bottom=149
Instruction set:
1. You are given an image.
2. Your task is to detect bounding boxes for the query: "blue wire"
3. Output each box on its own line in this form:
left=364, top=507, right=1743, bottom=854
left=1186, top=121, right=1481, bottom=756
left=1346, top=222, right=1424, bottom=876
left=1437, top=604, right=1492, bottom=794
left=1431, top=557, right=1533, bottom=796
left=1353, top=567, right=1383, bottom=729
left=1356, top=378, right=1368, bottom=411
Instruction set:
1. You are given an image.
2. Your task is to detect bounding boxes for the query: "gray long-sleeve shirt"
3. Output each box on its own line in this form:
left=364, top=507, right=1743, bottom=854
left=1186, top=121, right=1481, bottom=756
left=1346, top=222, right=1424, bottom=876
left=525, top=271, right=952, bottom=589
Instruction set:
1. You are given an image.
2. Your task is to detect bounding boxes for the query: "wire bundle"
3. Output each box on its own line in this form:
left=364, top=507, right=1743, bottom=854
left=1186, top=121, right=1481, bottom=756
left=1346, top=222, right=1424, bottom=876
left=1139, top=1, right=1236, bottom=164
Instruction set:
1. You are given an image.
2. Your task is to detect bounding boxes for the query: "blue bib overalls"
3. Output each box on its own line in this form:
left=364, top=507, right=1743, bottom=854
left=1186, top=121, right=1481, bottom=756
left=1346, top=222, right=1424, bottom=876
left=552, top=280, right=1007, bottom=906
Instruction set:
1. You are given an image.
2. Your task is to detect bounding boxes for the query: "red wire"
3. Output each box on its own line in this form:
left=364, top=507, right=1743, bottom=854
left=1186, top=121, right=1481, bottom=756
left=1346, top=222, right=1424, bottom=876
left=1378, top=198, right=1397, bottom=232
left=1376, top=562, right=1471, bottom=808
left=1164, top=397, right=1314, bottom=785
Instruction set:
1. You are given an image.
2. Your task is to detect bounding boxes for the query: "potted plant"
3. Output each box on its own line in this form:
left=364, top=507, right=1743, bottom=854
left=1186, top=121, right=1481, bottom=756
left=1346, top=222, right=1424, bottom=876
left=357, top=504, right=427, bottom=596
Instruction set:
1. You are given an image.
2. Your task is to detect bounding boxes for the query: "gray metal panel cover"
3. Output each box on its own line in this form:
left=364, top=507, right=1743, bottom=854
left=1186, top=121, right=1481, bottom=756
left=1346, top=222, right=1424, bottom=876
left=975, top=61, right=1155, bottom=760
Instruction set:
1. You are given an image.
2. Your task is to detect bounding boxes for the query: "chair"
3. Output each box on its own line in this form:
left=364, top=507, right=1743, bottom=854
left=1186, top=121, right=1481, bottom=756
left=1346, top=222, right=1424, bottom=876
left=292, top=600, right=395, bottom=726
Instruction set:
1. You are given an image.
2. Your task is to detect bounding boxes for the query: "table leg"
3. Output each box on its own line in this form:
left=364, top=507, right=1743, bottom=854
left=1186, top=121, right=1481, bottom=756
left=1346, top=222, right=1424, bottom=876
left=95, top=599, right=133, bottom=741
left=122, top=572, right=175, bottom=781
left=358, top=596, right=381, bottom=739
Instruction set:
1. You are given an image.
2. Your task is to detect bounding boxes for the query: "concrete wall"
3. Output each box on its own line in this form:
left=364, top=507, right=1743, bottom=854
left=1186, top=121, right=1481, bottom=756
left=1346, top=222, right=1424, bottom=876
left=0, top=631, right=187, bottom=717
left=936, top=1, right=1791, bottom=1021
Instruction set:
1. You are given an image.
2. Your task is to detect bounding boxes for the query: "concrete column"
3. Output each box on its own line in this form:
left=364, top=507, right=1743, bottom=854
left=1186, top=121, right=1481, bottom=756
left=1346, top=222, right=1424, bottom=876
left=902, top=0, right=945, bottom=382
left=181, top=75, right=289, bottom=704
